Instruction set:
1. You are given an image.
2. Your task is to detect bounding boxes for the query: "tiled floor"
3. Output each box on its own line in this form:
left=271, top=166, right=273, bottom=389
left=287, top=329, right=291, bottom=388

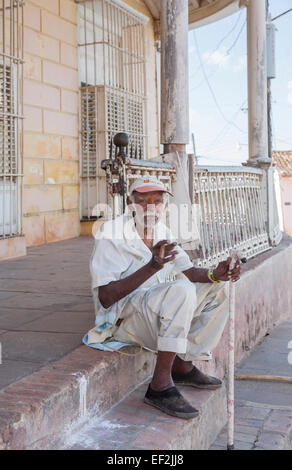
left=0, top=236, right=96, bottom=389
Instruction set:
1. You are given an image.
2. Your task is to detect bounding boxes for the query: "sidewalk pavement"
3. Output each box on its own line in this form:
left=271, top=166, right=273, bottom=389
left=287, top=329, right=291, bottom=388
left=0, top=236, right=95, bottom=389
left=210, top=319, right=292, bottom=450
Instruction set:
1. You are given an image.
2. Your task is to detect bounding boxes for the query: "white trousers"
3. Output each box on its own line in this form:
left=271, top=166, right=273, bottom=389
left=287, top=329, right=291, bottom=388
left=113, top=278, right=229, bottom=361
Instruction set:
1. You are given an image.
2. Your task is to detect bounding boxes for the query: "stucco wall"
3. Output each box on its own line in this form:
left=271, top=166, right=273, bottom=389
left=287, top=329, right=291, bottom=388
left=21, top=0, right=159, bottom=247
left=279, top=176, right=292, bottom=237
left=22, top=0, right=80, bottom=247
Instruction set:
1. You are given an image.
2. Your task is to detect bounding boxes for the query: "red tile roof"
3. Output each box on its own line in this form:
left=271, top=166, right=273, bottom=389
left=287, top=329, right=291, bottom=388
left=272, top=151, right=292, bottom=176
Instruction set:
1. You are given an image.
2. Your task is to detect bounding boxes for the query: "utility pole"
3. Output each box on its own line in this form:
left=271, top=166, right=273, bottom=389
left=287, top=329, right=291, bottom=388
left=191, top=132, right=198, bottom=166
left=266, top=0, right=272, bottom=159
left=266, top=0, right=276, bottom=159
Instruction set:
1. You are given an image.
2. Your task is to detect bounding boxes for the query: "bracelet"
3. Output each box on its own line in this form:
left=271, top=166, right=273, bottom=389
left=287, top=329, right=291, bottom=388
left=207, top=269, right=221, bottom=284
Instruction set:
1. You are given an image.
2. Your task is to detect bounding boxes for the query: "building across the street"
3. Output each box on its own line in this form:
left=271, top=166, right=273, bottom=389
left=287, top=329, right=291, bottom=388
left=273, top=150, right=292, bottom=237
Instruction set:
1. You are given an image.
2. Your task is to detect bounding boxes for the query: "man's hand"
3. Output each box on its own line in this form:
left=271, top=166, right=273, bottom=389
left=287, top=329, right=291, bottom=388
left=149, top=240, right=178, bottom=271
left=213, top=257, right=241, bottom=283
left=99, top=240, right=178, bottom=308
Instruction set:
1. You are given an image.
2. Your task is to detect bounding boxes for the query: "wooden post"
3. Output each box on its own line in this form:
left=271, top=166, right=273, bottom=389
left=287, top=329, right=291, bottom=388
left=160, top=0, right=189, bottom=155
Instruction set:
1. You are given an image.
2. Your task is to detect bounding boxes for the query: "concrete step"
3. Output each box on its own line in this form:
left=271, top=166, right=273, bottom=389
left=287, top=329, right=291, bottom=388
left=0, top=340, right=227, bottom=450
left=0, top=345, right=155, bottom=450
left=64, top=382, right=227, bottom=450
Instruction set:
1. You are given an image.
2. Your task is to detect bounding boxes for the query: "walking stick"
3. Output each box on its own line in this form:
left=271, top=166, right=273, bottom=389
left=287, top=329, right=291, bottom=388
left=227, top=251, right=246, bottom=450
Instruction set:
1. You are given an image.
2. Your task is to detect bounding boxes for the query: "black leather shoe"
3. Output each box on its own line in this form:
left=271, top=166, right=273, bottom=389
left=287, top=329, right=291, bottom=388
left=172, top=366, right=222, bottom=390
left=144, top=385, right=199, bottom=419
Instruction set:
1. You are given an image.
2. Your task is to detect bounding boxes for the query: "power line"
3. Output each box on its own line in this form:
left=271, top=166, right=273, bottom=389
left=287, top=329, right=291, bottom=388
left=189, top=63, right=202, bottom=80
left=200, top=100, right=248, bottom=153
left=192, top=30, right=247, bottom=135
left=189, top=15, right=246, bottom=91
left=226, top=20, right=246, bottom=55
left=215, top=10, right=243, bottom=50
left=271, top=8, right=292, bottom=22
left=189, top=11, right=244, bottom=83
left=190, top=68, right=217, bottom=92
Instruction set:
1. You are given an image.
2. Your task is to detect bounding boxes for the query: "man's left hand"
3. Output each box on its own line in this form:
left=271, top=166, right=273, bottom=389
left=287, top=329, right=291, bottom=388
left=213, top=257, right=241, bottom=283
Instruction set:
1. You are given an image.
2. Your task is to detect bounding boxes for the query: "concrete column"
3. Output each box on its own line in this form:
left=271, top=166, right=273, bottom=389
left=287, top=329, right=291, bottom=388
left=246, top=0, right=270, bottom=165
left=160, top=0, right=189, bottom=154
left=246, top=1, right=282, bottom=247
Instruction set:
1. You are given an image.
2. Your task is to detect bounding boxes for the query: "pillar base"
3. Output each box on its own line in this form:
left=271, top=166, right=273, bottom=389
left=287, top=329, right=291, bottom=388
left=243, top=158, right=272, bottom=168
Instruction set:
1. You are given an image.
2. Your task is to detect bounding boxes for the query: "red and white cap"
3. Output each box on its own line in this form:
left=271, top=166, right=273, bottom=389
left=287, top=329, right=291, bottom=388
left=129, top=177, right=173, bottom=197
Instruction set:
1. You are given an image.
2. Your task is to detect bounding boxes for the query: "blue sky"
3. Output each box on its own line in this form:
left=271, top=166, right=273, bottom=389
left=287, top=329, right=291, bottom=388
left=188, top=0, right=292, bottom=166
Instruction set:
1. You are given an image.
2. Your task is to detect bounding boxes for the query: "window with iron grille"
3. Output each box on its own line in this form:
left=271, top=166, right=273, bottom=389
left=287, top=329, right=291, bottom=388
left=0, top=63, right=17, bottom=178
left=0, top=0, right=24, bottom=238
left=78, top=0, right=148, bottom=219
left=80, top=83, right=97, bottom=178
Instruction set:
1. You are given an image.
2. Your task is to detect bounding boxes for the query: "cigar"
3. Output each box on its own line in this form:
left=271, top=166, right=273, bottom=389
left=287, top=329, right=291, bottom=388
left=159, top=244, right=165, bottom=259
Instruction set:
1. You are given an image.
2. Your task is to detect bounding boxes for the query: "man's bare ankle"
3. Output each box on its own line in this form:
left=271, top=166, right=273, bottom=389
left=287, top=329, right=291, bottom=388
left=150, top=379, right=174, bottom=392
left=172, top=357, right=194, bottom=375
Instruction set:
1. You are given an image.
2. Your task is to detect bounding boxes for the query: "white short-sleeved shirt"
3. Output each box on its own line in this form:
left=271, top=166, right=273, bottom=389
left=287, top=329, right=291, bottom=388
left=89, top=214, right=193, bottom=331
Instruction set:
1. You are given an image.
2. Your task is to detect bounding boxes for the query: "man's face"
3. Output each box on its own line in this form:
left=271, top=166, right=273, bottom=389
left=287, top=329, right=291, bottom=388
left=128, top=191, right=166, bottom=229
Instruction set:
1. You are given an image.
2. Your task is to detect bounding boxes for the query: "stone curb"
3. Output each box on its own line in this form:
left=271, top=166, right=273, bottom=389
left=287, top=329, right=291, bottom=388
left=0, top=345, right=155, bottom=450
left=65, top=381, right=228, bottom=450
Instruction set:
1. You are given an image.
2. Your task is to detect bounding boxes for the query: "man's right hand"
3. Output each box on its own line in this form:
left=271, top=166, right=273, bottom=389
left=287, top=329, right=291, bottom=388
left=99, top=240, right=179, bottom=309
left=149, top=240, right=178, bottom=271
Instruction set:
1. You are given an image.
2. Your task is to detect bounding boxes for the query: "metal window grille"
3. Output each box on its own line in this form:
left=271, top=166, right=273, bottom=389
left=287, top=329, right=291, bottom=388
left=78, top=0, right=148, bottom=219
left=0, top=0, right=24, bottom=238
left=80, top=83, right=97, bottom=178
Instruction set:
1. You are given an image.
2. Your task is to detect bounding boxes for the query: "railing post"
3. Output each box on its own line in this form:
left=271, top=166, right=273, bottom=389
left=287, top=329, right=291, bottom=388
left=243, top=161, right=282, bottom=247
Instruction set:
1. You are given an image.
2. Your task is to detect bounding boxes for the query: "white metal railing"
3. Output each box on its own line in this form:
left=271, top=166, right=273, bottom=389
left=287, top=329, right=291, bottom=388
left=0, top=0, right=24, bottom=238
left=101, top=151, right=278, bottom=267
left=193, top=166, right=270, bottom=267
